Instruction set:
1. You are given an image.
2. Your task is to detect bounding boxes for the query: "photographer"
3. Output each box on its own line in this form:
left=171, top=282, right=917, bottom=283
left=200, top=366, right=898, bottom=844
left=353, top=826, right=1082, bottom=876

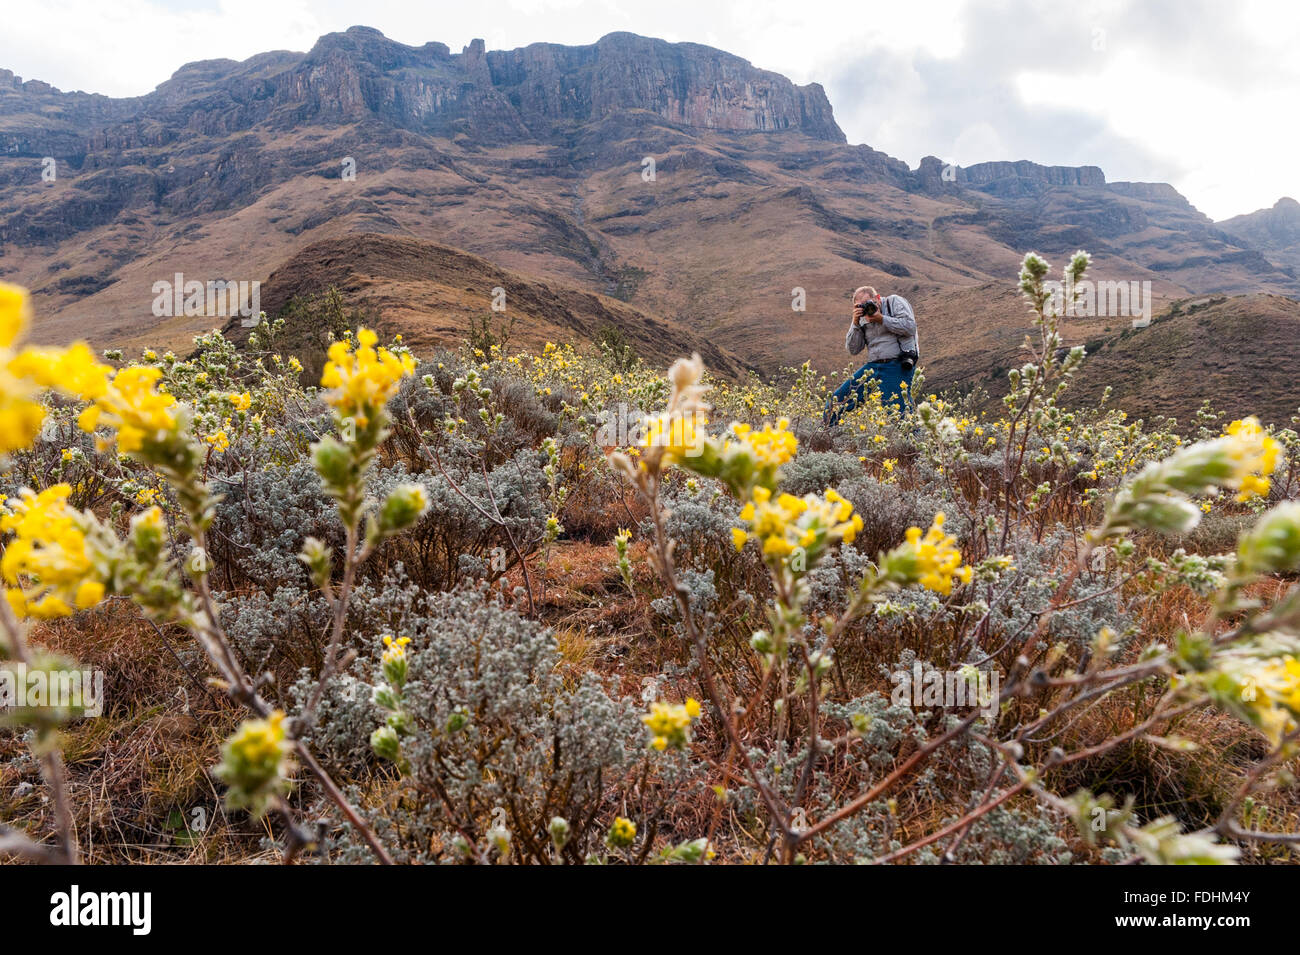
left=824, top=285, right=919, bottom=425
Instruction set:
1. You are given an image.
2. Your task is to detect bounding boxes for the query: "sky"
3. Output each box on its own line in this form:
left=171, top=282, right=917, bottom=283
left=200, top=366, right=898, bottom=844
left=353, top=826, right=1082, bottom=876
left=2, top=0, right=1295, bottom=221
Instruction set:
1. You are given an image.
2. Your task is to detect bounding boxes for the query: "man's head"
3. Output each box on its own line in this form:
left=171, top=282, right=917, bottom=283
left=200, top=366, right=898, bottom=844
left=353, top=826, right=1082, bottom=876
left=853, top=285, right=881, bottom=317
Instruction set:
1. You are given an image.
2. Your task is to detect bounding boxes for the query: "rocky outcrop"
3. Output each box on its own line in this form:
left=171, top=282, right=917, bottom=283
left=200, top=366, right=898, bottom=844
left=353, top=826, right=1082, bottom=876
left=1107, top=181, right=1193, bottom=208
left=956, top=160, right=1106, bottom=196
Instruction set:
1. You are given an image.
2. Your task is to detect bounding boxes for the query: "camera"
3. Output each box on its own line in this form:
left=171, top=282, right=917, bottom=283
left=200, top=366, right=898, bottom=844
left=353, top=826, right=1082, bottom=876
left=858, top=300, right=879, bottom=317
left=899, top=348, right=918, bottom=372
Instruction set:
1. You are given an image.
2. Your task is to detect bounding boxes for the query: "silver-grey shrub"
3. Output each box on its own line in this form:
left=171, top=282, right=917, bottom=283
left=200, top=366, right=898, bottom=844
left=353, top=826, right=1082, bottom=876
left=352, top=585, right=650, bottom=863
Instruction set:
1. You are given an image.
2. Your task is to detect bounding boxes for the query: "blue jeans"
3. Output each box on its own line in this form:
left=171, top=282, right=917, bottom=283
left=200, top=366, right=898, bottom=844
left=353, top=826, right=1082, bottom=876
left=825, top=360, right=914, bottom=425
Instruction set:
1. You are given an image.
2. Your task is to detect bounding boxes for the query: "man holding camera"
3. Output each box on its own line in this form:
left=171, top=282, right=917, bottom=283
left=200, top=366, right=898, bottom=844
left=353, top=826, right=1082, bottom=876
left=824, top=285, right=919, bottom=426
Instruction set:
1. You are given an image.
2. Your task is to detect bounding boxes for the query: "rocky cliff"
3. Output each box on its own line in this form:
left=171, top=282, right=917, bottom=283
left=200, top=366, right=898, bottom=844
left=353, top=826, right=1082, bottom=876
left=483, top=32, right=844, bottom=141
left=0, top=27, right=843, bottom=152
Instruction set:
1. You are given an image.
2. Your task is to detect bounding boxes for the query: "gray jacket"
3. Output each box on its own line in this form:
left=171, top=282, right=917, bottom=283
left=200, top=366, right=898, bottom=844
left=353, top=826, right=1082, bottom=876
left=846, top=294, right=918, bottom=362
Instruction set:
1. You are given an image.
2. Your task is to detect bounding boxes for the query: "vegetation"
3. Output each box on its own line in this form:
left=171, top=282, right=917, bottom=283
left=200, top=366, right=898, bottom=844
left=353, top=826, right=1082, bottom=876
left=4, top=252, right=1300, bottom=865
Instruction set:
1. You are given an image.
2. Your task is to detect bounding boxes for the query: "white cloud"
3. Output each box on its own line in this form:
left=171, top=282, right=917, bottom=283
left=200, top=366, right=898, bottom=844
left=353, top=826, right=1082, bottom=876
left=0, top=0, right=1295, bottom=219
left=1018, top=47, right=1300, bottom=220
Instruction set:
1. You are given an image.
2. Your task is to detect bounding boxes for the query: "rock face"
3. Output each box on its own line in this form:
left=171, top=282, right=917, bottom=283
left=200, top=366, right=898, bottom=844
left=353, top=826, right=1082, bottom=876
left=485, top=33, right=844, bottom=141
left=0, top=27, right=842, bottom=151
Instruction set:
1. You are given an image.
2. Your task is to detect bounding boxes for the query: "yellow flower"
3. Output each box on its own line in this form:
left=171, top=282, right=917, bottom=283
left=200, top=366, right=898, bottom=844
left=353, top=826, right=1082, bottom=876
left=320, top=328, right=415, bottom=428
left=381, top=633, right=411, bottom=664
left=1215, top=655, right=1300, bottom=745
left=0, top=281, right=30, bottom=349
left=79, top=365, right=181, bottom=455
left=0, top=484, right=106, bottom=618
left=606, top=816, right=637, bottom=848
left=641, top=411, right=705, bottom=465
left=643, top=698, right=701, bottom=750
left=1224, top=417, right=1281, bottom=501
left=8, top=341, right=110, bottom=401
left=75, top=580, right=105, bottom=608
left=0, top=284, right=112, bottom=455
left=728, top=418, right=798, bottom=468
left=215, top=710, right=293, bottom=812
left=895, top=513, right=973, bottom=596
left=737, top=485, right=862, bottom=571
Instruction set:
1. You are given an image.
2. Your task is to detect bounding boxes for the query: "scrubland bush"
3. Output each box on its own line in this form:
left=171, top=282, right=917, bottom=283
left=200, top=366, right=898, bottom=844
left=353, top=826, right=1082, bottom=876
left=4, top=251, right=1300, bottom=866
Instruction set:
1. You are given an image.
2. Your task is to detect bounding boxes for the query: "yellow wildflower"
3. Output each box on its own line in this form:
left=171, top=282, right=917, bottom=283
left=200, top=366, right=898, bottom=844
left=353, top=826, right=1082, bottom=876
left=643, top=698, right=702, bottom=750
left=215, top=710, right=293, bottom=812
left=896, top=513, right=973, bottom=596
left=1215, top=655, right=1300, bottom=745
left=1224, top=417, right=1281, bottom=501
left=728, top=418, right=798, bottom=468
left=79, top=366, right=181, bottom=455
left=737, top=485, right=862, bottom=570
left=606, top=816, right=637, bottom=848
left=320, top=328, right=416, bottom=428
left=0, top=484, right=106, bottom=618
left=641, top=410, right=705, bottom=465
left=0, top=283, right=112, bottom=454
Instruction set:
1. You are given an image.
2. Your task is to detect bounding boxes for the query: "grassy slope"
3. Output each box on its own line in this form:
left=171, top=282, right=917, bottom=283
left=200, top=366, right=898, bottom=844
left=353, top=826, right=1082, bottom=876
left=1065, top=294, right=1300, bottom=428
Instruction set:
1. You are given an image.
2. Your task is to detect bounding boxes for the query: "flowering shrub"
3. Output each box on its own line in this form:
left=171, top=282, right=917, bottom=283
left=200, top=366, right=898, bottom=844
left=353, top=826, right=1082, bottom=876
left=4, top=250, right=1300, bottom=867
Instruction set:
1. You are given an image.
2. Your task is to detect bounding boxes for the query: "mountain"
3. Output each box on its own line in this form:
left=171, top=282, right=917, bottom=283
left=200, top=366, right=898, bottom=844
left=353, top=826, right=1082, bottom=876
left=1, top=25, right=1298, bottom=420
left=1219, top=198, right=1300, bottom=275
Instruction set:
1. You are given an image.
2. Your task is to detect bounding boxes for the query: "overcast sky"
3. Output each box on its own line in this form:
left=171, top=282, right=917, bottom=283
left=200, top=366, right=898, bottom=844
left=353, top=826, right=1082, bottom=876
left=2, top=0, right=1295, bottom=220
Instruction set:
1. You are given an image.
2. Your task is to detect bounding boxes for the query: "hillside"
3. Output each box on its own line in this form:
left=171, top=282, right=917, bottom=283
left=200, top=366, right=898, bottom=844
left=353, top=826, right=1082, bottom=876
left=1065, top=294, right=1300, bottom=427
left=215, top=233, right=751, bottom=377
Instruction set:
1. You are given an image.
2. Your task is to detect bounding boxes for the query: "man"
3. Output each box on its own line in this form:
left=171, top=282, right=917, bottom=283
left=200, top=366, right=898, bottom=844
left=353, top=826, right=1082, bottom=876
left=824, top=285, right=919, bottom=425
